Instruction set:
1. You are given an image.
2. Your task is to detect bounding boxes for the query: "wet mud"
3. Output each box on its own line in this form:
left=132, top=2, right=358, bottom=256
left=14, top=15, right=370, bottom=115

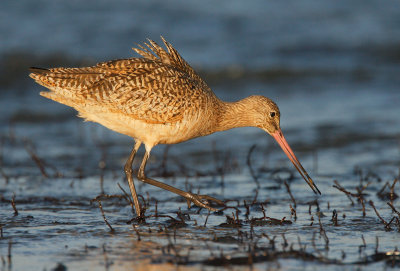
left=1, top=117, right=399, bottom=270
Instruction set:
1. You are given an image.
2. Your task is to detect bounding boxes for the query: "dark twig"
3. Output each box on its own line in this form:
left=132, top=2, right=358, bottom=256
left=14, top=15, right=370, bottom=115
left=117, top=183, right=136, bottom=215
left=390, top=179, right=398, bottom=203
left=24, top=141, right=49, bottom=178
left=284, top=181, right=296, bottom=208
left=332, top=210, right=338, bottom=226
left=333, top=180, right=355, bottom=205
left=369, top=201, right=391, bottom=230
left=333, top=180, right=366, bottom=216
left=96, top=199, right=115, bottom=232
left=359, top=235, right=366, bottom=256
left=262, top=233, right=276, bottom=250
left=260, top=203, right=267, bottom=219
left=203, top=210, right=211, bottom=227
left=289, top=204, right=297, bottom=221
left=318, top=216, right=329, bottom=250
left=244, top=200, right=250, bottom=221
left=281, top=233, right=288, bottom=250
left=251, top=189, right=258, bottom=205
left=387, top=202, right=400, bottom=216
left=132, top=225, right=141, bottom=241
left=377, top=182, right=390, bottom=199
left=361, top=198, right=366, bottom=217
left=11, top=194, right=18, bottom=216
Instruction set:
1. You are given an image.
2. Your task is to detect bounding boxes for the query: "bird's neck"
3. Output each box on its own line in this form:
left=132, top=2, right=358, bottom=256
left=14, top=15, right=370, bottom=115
left=215, top=97, right=258, bottom=132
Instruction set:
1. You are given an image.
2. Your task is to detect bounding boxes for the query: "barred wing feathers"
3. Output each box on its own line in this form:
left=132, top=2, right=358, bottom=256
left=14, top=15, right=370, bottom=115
left=30, top=37, right=213, bottom=124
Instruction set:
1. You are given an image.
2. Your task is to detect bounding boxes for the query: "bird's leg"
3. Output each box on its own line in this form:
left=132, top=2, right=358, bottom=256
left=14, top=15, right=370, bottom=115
left=137, top=150, right=224, bottom=211
left=124, top=141, right=142, bottom=217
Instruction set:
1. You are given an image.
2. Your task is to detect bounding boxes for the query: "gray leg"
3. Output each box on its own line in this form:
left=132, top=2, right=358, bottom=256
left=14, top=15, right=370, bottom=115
left=137, top=150, right=224, bottom=211
left=124, top=141, right=142, bottom=217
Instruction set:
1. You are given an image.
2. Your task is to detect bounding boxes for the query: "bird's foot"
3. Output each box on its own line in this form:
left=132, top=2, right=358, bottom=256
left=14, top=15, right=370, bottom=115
left=186, top=193, right=225, bottom=211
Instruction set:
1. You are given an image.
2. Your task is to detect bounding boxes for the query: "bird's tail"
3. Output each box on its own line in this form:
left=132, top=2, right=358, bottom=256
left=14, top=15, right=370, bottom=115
left=29, top=67, right=50, bottom=74
left=29, top=67, right=51, bottom=86
left=29, top=66, right=83, bottom=107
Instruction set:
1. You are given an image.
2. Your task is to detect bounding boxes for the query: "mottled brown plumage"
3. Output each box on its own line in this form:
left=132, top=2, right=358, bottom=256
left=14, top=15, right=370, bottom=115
left=30, top=37, right=320, bottom=217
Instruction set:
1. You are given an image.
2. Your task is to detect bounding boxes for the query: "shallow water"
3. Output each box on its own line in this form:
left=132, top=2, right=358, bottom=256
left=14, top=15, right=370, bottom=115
left=1, top=1, right=400, bottom=270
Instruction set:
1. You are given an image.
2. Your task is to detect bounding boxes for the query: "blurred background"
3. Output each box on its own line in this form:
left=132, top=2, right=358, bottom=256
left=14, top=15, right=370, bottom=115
left=0, top=0, right=400, bottom=270
left=1, top=0, right=399, bottom=174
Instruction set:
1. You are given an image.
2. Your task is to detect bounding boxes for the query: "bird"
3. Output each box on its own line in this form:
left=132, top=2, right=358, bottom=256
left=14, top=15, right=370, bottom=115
left=29, top=37, right=321, bottom=217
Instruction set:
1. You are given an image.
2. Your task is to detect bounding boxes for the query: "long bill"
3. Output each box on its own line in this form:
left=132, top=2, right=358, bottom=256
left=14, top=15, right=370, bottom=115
left=271, top=129, right=321, bottom=195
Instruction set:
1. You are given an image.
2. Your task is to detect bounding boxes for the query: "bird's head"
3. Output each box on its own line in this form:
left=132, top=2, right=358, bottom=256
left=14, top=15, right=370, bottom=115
left=247, top=95, right=281, bottom=134
left=248, top=95, right=321, bottom=195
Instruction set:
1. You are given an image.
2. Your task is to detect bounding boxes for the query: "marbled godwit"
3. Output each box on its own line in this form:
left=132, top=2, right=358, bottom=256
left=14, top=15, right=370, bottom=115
left=29, top=37, right=320, bottom=217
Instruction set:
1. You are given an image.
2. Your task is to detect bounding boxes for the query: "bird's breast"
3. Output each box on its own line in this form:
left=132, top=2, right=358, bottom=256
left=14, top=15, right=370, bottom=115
left=78, top=107, right=214, bottom=147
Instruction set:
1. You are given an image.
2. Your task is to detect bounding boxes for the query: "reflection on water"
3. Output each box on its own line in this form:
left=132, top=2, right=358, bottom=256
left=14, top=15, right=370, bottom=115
left=0, top=0, right=400, bottom=270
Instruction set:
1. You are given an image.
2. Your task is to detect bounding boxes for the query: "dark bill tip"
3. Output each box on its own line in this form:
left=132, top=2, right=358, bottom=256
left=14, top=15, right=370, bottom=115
left=271, top=129, right=322, bottom=196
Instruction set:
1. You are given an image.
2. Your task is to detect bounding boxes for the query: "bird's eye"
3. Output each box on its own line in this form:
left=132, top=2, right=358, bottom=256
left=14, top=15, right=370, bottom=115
left=270, top=112, right=276, bottom=118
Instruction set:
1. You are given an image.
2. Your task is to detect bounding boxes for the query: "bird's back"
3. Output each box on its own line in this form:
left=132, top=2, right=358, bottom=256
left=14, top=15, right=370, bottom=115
left=30, top=38, right=218, bottom=126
